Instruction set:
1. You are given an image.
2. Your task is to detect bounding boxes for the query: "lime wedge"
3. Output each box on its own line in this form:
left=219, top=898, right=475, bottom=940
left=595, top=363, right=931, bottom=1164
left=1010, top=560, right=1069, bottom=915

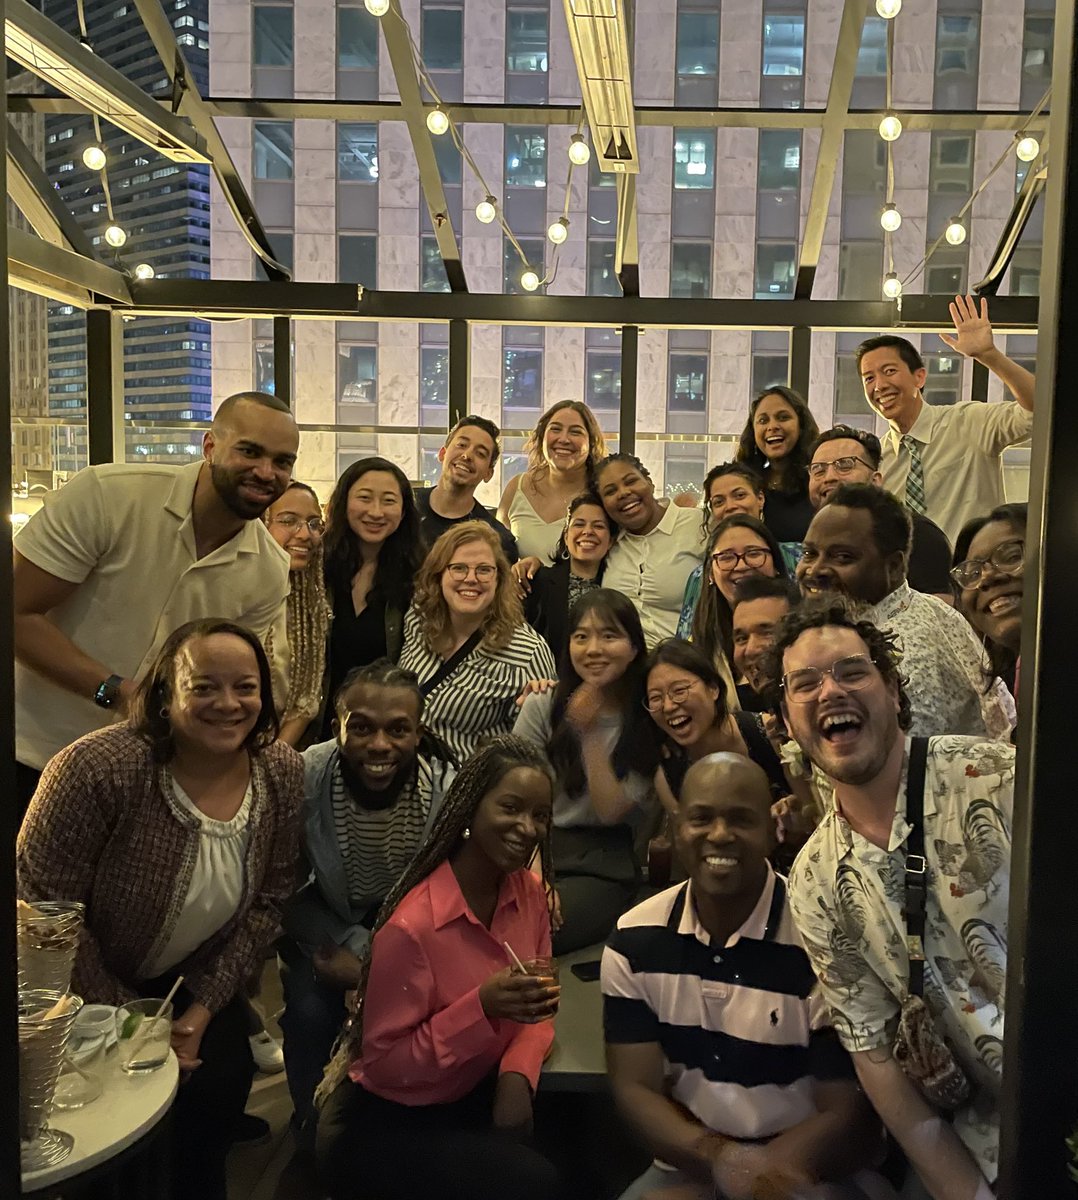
left=120, top=1012, right=143, bottom=1040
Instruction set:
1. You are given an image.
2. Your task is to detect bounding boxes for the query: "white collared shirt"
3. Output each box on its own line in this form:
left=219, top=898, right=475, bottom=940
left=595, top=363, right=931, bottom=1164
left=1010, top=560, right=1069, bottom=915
left=16, top=460, right=290, bottom=768
left=602, top=501, right=706, bottom=648
left=866, top=582, right=1015, bottom=741
left=878, top=398, right=1032, bottom=546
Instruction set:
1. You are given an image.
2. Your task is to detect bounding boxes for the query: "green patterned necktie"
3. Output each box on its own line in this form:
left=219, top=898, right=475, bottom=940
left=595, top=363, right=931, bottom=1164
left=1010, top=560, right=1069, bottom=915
left=901, top=434, right=927, bottom=516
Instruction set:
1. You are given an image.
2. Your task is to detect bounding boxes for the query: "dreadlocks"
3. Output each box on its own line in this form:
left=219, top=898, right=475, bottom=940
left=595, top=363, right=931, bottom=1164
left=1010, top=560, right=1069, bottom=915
left=314, top=734, right=557, bottom=1108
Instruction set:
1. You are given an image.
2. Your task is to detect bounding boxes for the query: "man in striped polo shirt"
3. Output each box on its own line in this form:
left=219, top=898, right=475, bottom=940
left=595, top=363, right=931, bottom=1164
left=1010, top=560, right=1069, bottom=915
left=602, top=754, right=888, bottom=1200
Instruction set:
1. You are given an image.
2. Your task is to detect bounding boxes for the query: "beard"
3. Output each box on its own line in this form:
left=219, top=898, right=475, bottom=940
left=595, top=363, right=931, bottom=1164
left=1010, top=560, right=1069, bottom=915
left=338, top=752, right=414, bottom=812
left=210, top=464, right=280, bottom=519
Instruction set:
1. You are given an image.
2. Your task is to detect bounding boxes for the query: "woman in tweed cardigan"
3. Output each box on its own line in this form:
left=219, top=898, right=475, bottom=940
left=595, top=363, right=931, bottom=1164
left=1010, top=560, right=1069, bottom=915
left=17, top=618, right=303, bottom=1200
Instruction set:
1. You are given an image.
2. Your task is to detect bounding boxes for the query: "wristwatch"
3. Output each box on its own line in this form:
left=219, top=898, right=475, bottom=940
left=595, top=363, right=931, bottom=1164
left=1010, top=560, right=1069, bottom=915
left=93, top=674, right=125, bottom=709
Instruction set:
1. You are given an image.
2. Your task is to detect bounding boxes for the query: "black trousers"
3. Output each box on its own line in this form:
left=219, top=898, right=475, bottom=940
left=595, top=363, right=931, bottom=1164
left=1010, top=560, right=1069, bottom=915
left=316, top=1077, right=565, bottom=1200
left=140, top=977, right=255, bottom=1200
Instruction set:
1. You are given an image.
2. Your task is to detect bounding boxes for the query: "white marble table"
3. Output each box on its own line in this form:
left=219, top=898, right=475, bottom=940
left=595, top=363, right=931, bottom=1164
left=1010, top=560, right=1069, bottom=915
left=22, top=1046, right=179, bottom=1193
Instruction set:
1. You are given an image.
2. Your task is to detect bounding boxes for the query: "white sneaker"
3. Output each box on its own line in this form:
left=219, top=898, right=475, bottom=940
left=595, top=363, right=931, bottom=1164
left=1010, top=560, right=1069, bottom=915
left=249, top=1030, right=285, bottom=1074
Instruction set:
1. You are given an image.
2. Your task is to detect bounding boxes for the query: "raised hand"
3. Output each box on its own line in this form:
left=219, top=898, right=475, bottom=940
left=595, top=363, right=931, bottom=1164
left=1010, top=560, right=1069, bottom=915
left=939, top=294, right=994, bottom=360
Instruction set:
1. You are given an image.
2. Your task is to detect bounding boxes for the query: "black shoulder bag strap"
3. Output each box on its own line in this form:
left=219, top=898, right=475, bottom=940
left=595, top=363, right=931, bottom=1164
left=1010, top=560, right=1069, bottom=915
left=420, top=629, right=484, bottom=699
left=903, top=736, right=930, bottom=996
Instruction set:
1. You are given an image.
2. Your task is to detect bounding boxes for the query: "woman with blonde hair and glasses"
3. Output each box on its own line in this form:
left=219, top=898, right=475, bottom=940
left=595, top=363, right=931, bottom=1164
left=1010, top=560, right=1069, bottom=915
left=400, top=522, right=557, bottom=763
left=497, top=401, right=608, bottom=564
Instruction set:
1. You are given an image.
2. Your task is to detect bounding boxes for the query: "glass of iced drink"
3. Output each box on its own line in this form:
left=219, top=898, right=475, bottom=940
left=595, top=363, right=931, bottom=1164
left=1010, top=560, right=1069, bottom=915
left=521, top=956, right=560, bottom=1019
left=115, top=999, right=173, bottom=1074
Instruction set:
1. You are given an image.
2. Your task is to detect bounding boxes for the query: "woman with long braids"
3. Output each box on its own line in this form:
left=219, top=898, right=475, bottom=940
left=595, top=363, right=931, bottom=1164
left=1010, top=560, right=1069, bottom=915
left=263, top=482, right=333, bottom=746
left=315, top=736, right=564, bottom=1200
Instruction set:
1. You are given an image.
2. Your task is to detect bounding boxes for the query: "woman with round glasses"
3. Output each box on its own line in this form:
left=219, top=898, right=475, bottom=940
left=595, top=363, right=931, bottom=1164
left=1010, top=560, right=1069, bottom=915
left=264, top=482, right=332, bottom=747
left=400, top=522, right=556, bottom=763
left=951, top=503, right=1027, bottom=697
left=322, top=457, right=423, bottom=736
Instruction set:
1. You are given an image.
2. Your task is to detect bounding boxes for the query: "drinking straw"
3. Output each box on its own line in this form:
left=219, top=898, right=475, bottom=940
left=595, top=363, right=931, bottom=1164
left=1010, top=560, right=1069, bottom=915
left=128, top=974, right=184, bottom=1056
left=503, top=941, right=529, bottom=975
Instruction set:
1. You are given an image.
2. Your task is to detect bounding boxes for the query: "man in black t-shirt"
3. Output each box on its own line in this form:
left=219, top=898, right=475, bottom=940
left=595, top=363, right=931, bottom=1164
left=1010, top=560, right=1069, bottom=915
left=413, top=414, right=518, bottom=563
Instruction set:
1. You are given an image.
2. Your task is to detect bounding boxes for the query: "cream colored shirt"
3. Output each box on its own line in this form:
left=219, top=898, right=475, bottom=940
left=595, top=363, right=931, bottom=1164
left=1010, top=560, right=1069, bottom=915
left=15, top=461, right=290, bottom=769
left=879, top=398, right=1033, bottom=545
left=506, top=483, right=564, bottom=565
left=602, top=501, right=706, bottom=648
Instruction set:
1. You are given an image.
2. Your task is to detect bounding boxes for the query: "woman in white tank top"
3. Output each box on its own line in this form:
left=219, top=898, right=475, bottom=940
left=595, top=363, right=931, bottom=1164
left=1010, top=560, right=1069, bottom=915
left=497, top=401, right=607, bottom=564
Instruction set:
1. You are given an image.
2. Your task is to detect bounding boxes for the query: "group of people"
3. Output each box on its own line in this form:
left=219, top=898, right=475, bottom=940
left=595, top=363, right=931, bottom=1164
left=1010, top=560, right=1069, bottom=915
left=11, top=295, right=1032, bottom=1200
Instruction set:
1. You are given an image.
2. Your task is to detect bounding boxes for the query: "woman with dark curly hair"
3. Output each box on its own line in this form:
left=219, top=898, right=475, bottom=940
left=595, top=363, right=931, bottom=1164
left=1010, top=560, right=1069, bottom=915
left=17, top=618, right=303, bottom=1200
left=735, top=386, right=820, bottom=546
left=321, top=457, right=423, bottom=735
left=400, top=522, right=556, bottom=763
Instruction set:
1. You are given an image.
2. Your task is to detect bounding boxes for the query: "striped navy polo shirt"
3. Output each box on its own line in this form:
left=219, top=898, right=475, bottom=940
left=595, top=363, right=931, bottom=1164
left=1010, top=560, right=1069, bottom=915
left=601, top=867, right=852, bottom=1141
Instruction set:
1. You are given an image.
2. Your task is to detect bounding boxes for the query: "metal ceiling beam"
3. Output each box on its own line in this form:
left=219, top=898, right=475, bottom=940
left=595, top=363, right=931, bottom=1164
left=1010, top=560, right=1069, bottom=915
left=119, top=277, right=1039, bottom=331
left=377, top=3, right=467, bottom=292
left=7, top=223, right=132, bottom=305
left=6, top=120, right=96, bottom=256
left=973, top=151, right=1048, bottom=296
left=615, top=174, right=639, bottom=297
left=128, top=0, right=290, bottom=281
left=795, top=0, right=870, bottom=299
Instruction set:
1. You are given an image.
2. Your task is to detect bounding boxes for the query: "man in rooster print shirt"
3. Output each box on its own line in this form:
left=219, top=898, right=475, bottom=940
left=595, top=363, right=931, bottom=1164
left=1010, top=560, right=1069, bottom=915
left=771, top=600, right=1011, bottom=1200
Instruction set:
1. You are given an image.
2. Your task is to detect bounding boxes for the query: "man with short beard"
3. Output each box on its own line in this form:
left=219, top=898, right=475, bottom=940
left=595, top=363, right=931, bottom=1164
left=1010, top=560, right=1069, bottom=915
left=773, top=601, right=1013, bottom=1200
left=278, top=660, right=454, bottom=1137
left=13, top=391, right=298, bottom=811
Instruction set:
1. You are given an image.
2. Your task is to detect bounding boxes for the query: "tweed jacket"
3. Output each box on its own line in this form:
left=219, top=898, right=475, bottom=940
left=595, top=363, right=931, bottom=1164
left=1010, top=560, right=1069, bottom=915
left=17, top=724, right=303, bottom=1014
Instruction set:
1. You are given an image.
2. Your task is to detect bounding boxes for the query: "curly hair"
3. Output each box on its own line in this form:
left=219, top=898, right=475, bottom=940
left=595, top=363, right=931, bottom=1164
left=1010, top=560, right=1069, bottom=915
left=524, top=401, right=607, bottom=484
left=826, top=482, right=912, bottom=560
left=699, top=461, right=766, bottom=537
left=550, top=493, right=613, bottom=565
left=314, top=734, right=557, bottom=1107
left=761, top=597, right=913, bottom=731
left=129, top=619, right=280, bottom=761
left=412, top=521, right=523, bottom=654
left=735, top=386, right=820, bottom=496
left=692, top=514, right=789, bottom=673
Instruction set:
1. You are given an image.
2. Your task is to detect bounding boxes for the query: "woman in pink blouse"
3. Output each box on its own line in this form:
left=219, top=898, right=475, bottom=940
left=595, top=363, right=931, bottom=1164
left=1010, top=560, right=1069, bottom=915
left=315, top=735, right=564, bottom=1200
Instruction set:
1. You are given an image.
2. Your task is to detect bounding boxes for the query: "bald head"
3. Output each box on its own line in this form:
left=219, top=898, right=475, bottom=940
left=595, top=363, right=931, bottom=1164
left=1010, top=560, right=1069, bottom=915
left=212, top=391, right=293, bottom=433
left=681, top=752, right=773, bottom=815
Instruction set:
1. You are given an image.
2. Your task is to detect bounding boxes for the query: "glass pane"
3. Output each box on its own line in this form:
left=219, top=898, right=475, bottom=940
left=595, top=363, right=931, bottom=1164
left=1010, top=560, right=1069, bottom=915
left=338, top=124, right=379, bottom=182
left=586, top=352, right=621, bottom=411
left=838, top=242, right=883, bottom=300
left=503, top=237, right=545, bottom=293
left=857, top=15, right=886, bottom=76
left=758, top=130, right=800, bottom=190
left=670, top=353, right=707, bottom=413
left=588, top=241, right=620, bottom=297
left=253, top=122, right=293, bottom=180
left=505, top=127, right=547, bottom=187
left=503, top=347, right=543, bottom=408
left=257, top=232, right=293, bottom=279
left=422, top=8, right=463, bottom=71
left=421, top=236, right=450, bottom=292
left=339, top=234, right=377, bottom=286
left=673, top=129, right=715, bottom=189
left=754, top=243, right=796, bottom=298
left=1022, top=16, right=1053, bottom=95
left=254, top=339, right=274, bottom=392
left=253, top=6, right=293, bottom=67
left=752, top=353, right=789, bottom=397
left=338, top=345, right=377, bottom=405
left=338, top=6, right=379, bottom=69
left=930, top=133, right=973, bottom=194
left=506, top=9, right=548, bottom=72
left=670, top=242, right=711, bottom=298
left=433, top=133, right=462, bottom=185
left=677, top=12, right=718, bottom=77
left=762, top=11, right=804, bottom=76
left=421, top=346, right=449, bottom=408
left=936, top=14, right=977, bottom=76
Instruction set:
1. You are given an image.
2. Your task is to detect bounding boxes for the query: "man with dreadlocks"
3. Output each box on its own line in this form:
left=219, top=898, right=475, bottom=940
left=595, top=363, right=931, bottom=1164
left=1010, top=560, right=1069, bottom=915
left=315, top=735, right=565, bottom=1200
left=277, top=660, right=454, bottom=1139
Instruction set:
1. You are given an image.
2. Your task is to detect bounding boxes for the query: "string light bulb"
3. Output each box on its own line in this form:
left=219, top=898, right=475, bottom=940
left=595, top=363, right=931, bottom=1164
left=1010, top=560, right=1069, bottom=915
left=103, top=223, right=127, bottom=248
left=944, top=218, right=967, bottom=246
left=875, top=0, right=901, bottom=17
left=568, top=134, right=591, bottom=166
left=425, top=107, right=450, bottom=136
left=475, top=196, right=498, bottom=224
left=82, top=144, right=107, bottom=171
left=879, top=113, right=903, bottom=142
left=882, top=272, right=903, bottom=300
left=133, top=262, right=155, bottom=280
left=520, top=268, right=541, bottom=292
left=1016, top=136, right=1040, bottom=163
left=880, top=203, right=902, bottom=232
left=547, top=217, right=569, bottom=245
left=363, top=0, right=390, bottom=14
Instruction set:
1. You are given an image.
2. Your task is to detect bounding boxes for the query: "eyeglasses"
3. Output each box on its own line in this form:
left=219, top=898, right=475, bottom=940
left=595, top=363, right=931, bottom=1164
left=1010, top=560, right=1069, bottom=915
left=782, top=655, right=877, bottom=703
left=445, top=562, right=497, bottom=581
left=270, top=515, right=325, bottom=534
left=643, top=679, right=701, bottom=713
left=711, top=547, right=772, bottom=571
left=807, top=456, right=874, bottom=478
left=949, top=539, right=1024, bottom=589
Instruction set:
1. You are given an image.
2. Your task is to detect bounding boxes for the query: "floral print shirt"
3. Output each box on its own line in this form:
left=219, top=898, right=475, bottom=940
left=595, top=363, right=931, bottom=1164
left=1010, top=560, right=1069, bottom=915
left=788, top=735, right=1015, bottom=1181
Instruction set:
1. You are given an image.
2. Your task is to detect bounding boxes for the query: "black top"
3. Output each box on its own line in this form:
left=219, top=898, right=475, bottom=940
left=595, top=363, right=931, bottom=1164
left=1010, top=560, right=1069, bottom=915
left=322, top=591, right=389, bottom=738
left=660, top=711, right=787, bottom=800
left=413, top=487, right=519, bottom=564
left=762, top=487, right=815, bottom=545
left=908, top=510, right=953, bottom=595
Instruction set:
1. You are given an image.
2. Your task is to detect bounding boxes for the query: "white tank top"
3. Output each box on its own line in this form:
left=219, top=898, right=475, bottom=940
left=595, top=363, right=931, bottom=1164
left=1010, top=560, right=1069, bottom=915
left=507, top=481, right=565, bottom=565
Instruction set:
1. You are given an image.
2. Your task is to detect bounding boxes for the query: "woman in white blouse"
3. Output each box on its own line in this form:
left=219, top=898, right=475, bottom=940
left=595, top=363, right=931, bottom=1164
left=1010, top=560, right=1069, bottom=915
left=496, top=401, right=607, bottom=564
left=399, top=522, right=557, bottom=763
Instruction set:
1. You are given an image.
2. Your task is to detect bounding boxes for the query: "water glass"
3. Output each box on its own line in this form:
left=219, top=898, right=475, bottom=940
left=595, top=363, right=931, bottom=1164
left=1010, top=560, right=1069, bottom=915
left=116, top=999, right=173, bottom=1074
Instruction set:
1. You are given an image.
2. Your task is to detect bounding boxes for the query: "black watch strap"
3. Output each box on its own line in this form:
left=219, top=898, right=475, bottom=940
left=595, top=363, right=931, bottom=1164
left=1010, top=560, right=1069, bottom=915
left=93, top=674, right=125, bottom=709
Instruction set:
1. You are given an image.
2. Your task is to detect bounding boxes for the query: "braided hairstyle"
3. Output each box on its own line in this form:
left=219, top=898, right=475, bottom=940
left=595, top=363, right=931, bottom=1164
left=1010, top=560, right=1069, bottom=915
left=313, top=734, right=556, bottom=1107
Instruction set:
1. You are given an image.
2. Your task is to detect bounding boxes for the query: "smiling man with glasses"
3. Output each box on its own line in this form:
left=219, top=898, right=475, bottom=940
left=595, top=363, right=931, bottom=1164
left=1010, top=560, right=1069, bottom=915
left=769, top=599, right=1014, bottom=1200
